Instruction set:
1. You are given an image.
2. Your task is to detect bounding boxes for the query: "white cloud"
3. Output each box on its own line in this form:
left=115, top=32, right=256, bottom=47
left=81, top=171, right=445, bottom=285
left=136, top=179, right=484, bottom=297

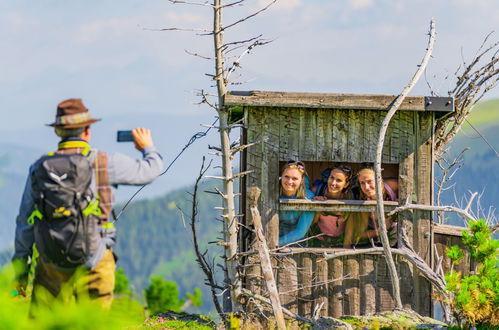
left=348, top=0, right=374, bottom=10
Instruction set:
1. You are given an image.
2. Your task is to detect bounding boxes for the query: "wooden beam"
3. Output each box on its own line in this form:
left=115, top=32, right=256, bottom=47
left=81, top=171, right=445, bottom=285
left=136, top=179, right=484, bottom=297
left=226, top=91, right=454, bottom=113
left=279, top=199, right=398, bottom=212
left=433, top=223, right=468, bottom=237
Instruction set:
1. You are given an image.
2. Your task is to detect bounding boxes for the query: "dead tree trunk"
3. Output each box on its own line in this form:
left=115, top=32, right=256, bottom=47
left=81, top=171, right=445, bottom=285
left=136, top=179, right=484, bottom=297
left=213, top=0, right=242, bottom=311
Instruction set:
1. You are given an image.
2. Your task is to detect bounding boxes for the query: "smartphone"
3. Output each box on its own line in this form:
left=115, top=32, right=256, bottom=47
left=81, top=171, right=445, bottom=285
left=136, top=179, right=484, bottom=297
left=117, top=130, right=134, bottom=142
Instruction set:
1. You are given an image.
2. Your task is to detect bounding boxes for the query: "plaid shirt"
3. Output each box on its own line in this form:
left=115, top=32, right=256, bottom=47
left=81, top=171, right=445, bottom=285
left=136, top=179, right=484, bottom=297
left=55, top=141, right=112, bottom=221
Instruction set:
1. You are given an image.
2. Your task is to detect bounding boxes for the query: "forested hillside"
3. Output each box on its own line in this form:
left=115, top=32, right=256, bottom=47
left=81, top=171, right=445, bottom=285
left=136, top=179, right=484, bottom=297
left=439, top=98, right=499, bottom=225
left=113, top=179, right=224, bottom=314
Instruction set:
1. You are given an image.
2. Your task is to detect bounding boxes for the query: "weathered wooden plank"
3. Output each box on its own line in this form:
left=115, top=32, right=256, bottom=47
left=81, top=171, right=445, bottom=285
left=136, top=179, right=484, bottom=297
left=299, top=108, right=317, bottom=161
left=381, top=110, right=393, bottom=163
left=332, top=109, right=349, bottom=162
left=277, top=256, right=299, bottom=313
left=246, top=108, right=264, bottom=238
left=263, top=110, right=280, bottom=230
left=360, top=255, right=376, bottom=315
left=347, top=109, right=363, bottom=163
left=246, top=108, right=264, bottom=190
left=433, top=224, right=468, bottom=237
left=343, top=256, right=360, bottom=315
left=245, top=253, right=262, bottom=297
left=298, top=254, right=313, bottom=319
left=397, top=255, right=414, bottom=309
left=316, top=109, right=333, bottom=161
left=434, top=234, right=453, bottom=275
left=331, top=258, right=344, bottom=318
left=413, top=111, right=433, bottom=316
left=265, top=213, right=279, bottom=250
left=389, top=111, right=401, bottom=163
left=279, top=107, right=300, bottom=161
left=376, top=257, right=395, bottom=312
left=226, top=91, right=432, bottom=111
left=279, top=199, right=398, bottom=213
left=401, top=111, right=415, bottom=160
left=452, top=236, right=471, bottom=276
left=313, top=257, right=329, bottom=317
left=364, top=110, right=378, bottom=163
left=260, top=107, right=279, bottom=227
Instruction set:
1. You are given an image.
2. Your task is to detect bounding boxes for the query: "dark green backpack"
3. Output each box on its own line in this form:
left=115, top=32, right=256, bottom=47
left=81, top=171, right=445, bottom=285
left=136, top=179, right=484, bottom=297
left=30, top=153, right=101, bottom=268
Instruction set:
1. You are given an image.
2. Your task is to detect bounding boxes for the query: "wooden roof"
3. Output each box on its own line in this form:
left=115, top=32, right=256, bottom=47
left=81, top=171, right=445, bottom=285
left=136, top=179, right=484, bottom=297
left=225, top=91, right=454, bottom=113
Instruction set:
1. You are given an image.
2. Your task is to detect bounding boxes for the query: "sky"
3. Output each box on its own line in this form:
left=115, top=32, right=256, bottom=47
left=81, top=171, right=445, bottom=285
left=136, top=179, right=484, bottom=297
left=1, top=0, right=498, bottom=193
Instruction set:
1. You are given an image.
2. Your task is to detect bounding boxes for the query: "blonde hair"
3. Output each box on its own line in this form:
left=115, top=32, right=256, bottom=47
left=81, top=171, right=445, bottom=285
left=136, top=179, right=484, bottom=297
left=357, top=168, right=386, bottom=200
left=280, top=161, right=308, bottom=198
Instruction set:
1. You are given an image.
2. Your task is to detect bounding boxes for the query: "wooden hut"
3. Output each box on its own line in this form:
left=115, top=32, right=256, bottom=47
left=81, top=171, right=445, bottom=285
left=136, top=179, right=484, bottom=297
left=225, top=91, right=463, bottom=318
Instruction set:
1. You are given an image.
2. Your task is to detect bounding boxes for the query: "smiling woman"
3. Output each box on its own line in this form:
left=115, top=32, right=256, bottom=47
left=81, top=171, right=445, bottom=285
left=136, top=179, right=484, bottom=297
left=278, top=161, right=315, bottom=246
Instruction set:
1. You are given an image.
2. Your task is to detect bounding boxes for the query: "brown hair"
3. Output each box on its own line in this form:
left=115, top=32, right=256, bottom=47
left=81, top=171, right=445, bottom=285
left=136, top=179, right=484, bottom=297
left=357, top=167, right=386, bottom=200
left=280, top=161, right=308, bottom=198
left=328, top=164, right=353, bottom=199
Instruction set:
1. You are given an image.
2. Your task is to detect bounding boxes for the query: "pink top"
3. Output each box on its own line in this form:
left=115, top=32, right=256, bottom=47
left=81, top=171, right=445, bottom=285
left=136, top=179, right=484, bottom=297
left=384, top=182, right=398, bottom=201
left=317, top=212, right=344, bottom=238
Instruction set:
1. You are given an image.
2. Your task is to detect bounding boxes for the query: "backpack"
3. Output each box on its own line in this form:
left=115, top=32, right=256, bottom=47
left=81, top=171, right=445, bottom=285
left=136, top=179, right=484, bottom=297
left=314, top=168, right=332, bottom=196
left=29, top=153, right=102, bottom=268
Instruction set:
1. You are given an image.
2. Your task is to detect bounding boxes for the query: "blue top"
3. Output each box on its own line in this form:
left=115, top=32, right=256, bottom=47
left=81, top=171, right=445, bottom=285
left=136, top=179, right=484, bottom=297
left=279, top=187, right=315, bottom=246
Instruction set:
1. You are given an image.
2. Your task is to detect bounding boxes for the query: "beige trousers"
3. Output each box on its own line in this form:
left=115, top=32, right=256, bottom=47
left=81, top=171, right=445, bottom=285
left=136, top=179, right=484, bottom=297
left=30, top=249, right=116, bottom=315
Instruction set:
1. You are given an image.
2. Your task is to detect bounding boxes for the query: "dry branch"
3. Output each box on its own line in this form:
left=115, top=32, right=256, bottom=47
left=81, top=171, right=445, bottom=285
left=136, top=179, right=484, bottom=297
left=248, top=187, right=286, bottom=330
left=435, top=37, right=499, bottom=155
left=188, top=157, right=224, bottom=317
left=373, top=18, right=436, bottom=309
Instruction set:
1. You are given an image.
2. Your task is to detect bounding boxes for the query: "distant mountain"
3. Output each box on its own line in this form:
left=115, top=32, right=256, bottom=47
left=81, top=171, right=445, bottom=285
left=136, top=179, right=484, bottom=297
left=438, top=98, right=499, bottom=225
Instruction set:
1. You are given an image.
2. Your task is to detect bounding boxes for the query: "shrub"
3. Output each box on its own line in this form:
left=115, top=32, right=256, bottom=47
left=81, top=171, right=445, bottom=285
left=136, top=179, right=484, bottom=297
left=444, top=219, right=499, bottom=328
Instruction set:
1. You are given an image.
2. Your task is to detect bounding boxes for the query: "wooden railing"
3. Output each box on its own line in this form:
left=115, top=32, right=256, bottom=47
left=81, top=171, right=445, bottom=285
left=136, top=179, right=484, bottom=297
left=279, top=199, right=399, bottom=212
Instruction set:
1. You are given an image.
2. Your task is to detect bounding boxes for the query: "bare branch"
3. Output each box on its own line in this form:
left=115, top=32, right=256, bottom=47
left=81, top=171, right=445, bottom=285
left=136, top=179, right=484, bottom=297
left=223, top=0, right=277, bottom=31
left=373, top=18, right=436, bottom=309
left=169, top=0, right=213, bottom=6
left=185, top=49, right=213, bottom=60
left=145, top=26, right=212, bottom=33
left=187, top=157, right=224, bottom=317
left=435, top=35, right=499, bottom=155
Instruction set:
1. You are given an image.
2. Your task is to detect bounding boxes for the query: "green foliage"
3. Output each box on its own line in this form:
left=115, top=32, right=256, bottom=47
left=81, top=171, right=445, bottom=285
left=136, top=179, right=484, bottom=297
left=145, top=276, right=185, bottom=314
left=186, top=288, right=203, bottom=308
left=144, top=276, right=204, bottom=315
left=446, top=245, right=464, bottom=264
left=114, top=267, right=131, bottom=296
left=444, top=219, right=499, bottom=328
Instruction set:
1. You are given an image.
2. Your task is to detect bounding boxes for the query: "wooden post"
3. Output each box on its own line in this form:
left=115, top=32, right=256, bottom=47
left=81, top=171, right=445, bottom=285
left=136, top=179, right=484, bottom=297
left=248, top=187, right=286, bottom=330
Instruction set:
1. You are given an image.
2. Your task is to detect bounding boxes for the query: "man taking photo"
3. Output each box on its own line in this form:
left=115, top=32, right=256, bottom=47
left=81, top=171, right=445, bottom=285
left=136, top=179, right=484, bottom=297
left=12, top=98, right=164, bottom=314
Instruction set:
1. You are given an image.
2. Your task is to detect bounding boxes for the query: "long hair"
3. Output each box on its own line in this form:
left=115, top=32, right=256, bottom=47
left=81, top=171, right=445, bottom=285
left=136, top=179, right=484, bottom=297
left=280, top=161, right=308, bottom=198
left=357, top=167, right=386, bottom=200
left=331, top=164, right=353, bottom=200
